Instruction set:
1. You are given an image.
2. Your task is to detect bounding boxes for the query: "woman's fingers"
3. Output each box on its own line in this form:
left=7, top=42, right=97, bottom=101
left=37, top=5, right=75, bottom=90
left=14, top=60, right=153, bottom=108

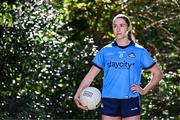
left=130, top=84, right=145, bottom=95
left=74, top=97, right=88, bottom=111
left=130, top=84, right=138, bottom=92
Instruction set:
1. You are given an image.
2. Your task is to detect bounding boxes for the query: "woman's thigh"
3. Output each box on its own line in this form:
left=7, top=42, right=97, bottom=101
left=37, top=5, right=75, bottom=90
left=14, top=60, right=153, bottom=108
left=101, top=115, right=121, bottom=120
left=122, top=115, right=140, bottom=120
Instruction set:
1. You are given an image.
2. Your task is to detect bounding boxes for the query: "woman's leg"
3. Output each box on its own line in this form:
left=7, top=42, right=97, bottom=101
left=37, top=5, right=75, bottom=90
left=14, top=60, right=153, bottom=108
left=101, top=98, right=121, bottom=120
left=120, top=97, right=141, bottom=120
left=122, top=115, right=140, bottom=120
left=101, top=115, right=121, bottom=120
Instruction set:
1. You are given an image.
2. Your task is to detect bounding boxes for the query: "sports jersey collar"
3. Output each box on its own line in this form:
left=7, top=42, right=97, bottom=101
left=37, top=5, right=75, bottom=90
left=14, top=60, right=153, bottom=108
left=112, top=39, right=135, bottom=49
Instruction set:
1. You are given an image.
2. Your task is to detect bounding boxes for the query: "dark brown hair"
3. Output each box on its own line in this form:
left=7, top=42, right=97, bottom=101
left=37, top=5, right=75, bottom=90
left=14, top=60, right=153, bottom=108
left=113, top=14, right=130, bottom=27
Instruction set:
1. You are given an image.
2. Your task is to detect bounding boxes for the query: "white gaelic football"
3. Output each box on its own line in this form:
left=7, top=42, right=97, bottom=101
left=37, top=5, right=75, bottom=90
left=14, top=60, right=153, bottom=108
left=80, top=87, right=101, bottom=110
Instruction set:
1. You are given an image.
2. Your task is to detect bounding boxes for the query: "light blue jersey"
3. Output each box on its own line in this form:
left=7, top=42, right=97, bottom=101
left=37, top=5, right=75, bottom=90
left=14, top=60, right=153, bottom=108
left=92, top=40, right=156, bottom=99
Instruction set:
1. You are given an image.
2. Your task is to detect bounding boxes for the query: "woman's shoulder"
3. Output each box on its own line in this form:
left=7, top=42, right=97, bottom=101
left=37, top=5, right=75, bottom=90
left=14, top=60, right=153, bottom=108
left=134, top=43, right=146, bottom=50
left=100, top=42, right=115, bottom=50
left=95, top=42, right=114, bottom=55
left=133, top=43, right=151, bottom=54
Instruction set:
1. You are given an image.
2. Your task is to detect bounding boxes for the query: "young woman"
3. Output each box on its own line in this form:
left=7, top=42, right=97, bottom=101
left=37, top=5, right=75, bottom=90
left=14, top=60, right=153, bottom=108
left=74, top=14, right=163, bottom=120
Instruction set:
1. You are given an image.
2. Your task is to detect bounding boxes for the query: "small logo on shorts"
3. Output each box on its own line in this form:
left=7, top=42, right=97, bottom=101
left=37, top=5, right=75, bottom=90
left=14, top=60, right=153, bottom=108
left=131, top=107, right=138, bottom=111
left=101, top=103, right=104, bottom=108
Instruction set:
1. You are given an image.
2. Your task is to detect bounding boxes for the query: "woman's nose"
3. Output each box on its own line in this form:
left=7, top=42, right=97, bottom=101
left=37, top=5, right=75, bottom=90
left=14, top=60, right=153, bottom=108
left=117, top=26, right=121, bottom=32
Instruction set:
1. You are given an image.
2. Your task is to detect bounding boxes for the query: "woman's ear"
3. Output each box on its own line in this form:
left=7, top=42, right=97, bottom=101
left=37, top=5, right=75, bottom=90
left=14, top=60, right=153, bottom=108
left=128, top=26, right=132, bottom=32
left=127, top=28, right=131, bottom=34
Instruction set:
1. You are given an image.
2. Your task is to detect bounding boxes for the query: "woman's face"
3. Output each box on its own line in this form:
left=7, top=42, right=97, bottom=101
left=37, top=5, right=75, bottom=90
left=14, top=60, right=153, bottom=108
left=112, top=18, right=129, bottom=39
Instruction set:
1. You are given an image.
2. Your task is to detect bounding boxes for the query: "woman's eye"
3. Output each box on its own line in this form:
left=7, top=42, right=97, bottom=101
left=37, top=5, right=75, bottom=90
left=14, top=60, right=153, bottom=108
left=120, top=24, right=126, bottom=27
left=113, top=24, right=126, bottom=28
left=113, top=25, right=117, bottom=28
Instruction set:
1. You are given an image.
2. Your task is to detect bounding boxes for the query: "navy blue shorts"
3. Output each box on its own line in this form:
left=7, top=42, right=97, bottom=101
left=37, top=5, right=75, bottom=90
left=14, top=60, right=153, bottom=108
left=100, top=97, right=140, bottom=117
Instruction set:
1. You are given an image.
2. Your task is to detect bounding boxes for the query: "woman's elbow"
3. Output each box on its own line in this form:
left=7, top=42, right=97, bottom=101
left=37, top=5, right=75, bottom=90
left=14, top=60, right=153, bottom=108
left=158, top=71, right=164, bottom=80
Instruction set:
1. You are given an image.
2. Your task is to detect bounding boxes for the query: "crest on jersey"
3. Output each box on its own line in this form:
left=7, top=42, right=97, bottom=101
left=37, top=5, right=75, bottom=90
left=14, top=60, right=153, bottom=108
left=128, top=52, right=136, bottom=58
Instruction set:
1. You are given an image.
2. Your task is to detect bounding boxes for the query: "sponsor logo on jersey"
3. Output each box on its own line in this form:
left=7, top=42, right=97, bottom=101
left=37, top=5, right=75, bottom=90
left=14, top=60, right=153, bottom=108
left=107, top=61, right=135, bottom=69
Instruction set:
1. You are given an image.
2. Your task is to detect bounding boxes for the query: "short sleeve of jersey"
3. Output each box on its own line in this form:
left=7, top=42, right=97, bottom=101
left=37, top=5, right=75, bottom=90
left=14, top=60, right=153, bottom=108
left=92, top=49, right=104, bottom=69
left=141, top=48, right=156, bottom=69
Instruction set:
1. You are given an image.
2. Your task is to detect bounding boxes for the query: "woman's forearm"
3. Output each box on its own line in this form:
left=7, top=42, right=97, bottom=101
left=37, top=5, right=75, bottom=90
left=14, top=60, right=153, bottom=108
left=75, top=65, right=101, bottom=96
left=143, top=67, right=164, bottom=94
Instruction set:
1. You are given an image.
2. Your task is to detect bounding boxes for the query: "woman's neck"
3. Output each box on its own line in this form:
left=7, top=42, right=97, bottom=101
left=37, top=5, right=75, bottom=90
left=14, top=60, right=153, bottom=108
left=116, top=38, right=130, bottom=46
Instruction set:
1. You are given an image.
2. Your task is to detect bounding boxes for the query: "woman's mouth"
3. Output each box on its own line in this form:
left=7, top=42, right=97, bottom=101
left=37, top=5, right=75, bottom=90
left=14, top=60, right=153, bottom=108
left=116, top=33, right=122, bottom=35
